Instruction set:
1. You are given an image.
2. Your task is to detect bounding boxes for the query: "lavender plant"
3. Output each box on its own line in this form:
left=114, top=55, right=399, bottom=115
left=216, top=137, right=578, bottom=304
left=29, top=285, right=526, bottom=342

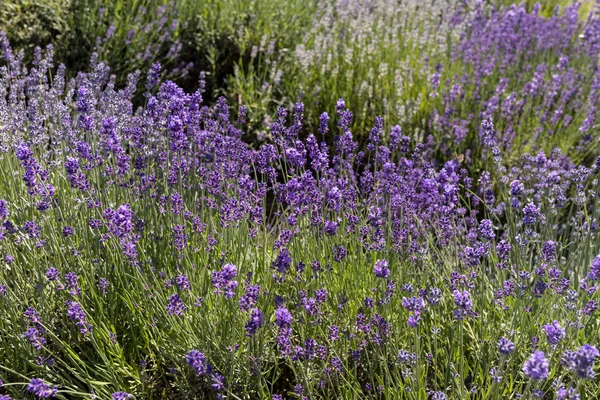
left=233, top=1, right=600, bottom=167
left=1, top=7, right=600, bottom=400
left=431, top=1, right=600, bottom=165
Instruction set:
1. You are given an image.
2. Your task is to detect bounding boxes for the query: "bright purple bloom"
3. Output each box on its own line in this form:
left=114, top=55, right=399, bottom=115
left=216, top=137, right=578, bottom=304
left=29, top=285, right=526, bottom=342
left=176, top=275, right=190, bottom=291
left=27, top=378, right=57, bottom=398
left=478, top=219, right=495, bottom=240
left=112, top=392, right=133, bottom=400
left=275, top=307, right=292, bottom=328
left=523, top=351, right=549, bottom=380
left=45, top=267, right=59, bottom=281
left=212, top=264, right=238, bottom=298
left=431, top=392, right=447, bottom=400
left=498, top=337, right=515, bottom=355
left=562, top=344, right=600, bottom=379
left=186, top=349, right=207, bottom=376
left=166, top=294, right=186, bottom=316
left=523, top=202, right=541, bottom=224
left=66, top=300, right=92, bottom=334
left=0, top=199, right=8, bottom=220
left=211, top=373, right=224, bottom=391
left=542, top=321, right=565, bottom=345
left=245, top=308, right=264, bottom=337
left=373, top=259, right=390, bottom=279
left=453, top=290, right=472, bottom=320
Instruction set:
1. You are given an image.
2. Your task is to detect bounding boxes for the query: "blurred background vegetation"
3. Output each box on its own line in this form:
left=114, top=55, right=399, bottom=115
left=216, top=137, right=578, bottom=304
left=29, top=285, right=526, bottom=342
left=1, top=0, right=597, bottom=155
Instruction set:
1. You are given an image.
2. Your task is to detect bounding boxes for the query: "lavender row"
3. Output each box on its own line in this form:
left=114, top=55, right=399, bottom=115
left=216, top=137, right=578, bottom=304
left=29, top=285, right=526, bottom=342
left=0, top=17, right=600, bottom=400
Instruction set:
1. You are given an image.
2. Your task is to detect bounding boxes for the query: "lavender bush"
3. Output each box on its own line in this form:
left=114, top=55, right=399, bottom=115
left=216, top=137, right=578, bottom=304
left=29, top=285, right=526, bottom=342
left=430, top=1, right=600, bottom=165
left=234, top=1, right=600, bottom=167
left=0, top=28, right=600, bottom=398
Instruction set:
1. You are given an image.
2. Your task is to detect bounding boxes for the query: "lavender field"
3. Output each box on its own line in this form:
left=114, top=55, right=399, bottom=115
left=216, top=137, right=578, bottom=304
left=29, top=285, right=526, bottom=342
left=2, top=1, right=600, bottom=399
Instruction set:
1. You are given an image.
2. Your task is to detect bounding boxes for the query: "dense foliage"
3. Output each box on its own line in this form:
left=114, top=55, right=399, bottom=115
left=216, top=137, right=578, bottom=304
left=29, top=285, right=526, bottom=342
left=1, top=1, right=600, bottom=400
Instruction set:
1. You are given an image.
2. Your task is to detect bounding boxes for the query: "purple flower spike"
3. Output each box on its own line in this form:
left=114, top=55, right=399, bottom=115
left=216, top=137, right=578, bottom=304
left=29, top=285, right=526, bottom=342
left=523, top=351, right=549, bottom=380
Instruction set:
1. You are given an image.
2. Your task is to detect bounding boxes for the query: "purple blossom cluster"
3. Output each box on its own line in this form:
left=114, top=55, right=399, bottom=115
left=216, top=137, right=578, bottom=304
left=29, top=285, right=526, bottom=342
left=431, top=2, right=600, bottom=161
left=1, top=12, right=600, bottom=398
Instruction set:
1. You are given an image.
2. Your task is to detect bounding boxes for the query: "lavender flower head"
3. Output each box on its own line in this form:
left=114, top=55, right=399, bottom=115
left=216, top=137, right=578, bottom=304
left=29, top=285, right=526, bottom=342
left=275, top=307, right=293, bottom=328
left=542, top=321, right=566, bottom=345
left=186, top=349, right=207, bottom=376
left=478, top=219, right=495, bottom=240
left=211, top=264, right=238, bottom=298
left=431, top=392, right=447, bottom=400
left=523, top=202, right=541, bottom=225
left=498, top=337, right=515, bottom=355
left=562, top=344, right=600, bottom=379
left=373, top=259, right=390, bottom=279
left=522, top=350, right=549, bottom=380
left=65, top=300, right=92, bottom=334
left=112, top=392, right=133, bottom=400
left=45, top=267, right=60, bottom=281
left=27, top=378, right=57, bottom=398
left=453, top=290, right=472, bottom=320
left=166, top=294, right=186, bottom=316
left=245, top=308, right=264, bottom=337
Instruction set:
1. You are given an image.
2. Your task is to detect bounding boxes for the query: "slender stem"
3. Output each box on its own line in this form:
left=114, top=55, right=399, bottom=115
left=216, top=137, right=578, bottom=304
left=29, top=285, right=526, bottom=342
left=459, top=320, right=465, bottom=398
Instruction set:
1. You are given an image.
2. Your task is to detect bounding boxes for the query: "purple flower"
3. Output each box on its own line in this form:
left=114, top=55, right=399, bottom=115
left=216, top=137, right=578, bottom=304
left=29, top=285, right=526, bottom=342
left=106, top=205, right=135, bottom=237
left=172, top=224, right=187, bottom=254
left=398, top=350, right=416, bottom=365
left=0, top=199, right=8, bottom=220
left=27, top=378, right=57, bottom=398
left=98, top=278, right=109, bottom=294
left=562, top=344, right=599, bottom=379
left=478, top=219, right=495, bottom=240
left=583, top=300, right=598, bottom=315
left=541, top=241, right=556, bottom=263
left=275, top=307, right=293, bottom=328
left=66, top=301, right=92, bottom=334
left=24, top=221, right=42, bottom=238
left=166, top=294, right=186, bottom=316
left=212, top=264, right=238, bottom=298
left=176, top=275, right=191, bottom=291
left=542, top=321, right=565, bottom=345
left=324, top=220, right=338, bottom=236
left=23, top=327, right=46, bottom=350
left=62, top=226, right=74, bottom=237
left=319, top=112, right=329, bottom=135
left=498, top=337, right=515, bottom=355
left=239, top=284, right=260, bottom=311
left=211, top=373, right=224, bottom=391
left=186, top=350, right=207, bottom=376
left=523, top=350, right=549, bottom=380
left=427, top=288, right=442, bottom=305
left=146, top=62, right=161, bottom=90
left=45, top=267, right=59, bottom=281
left=333, top=246, right=347, bottom=262
left=407, top=313, right=421, bottom=328
left=65, top=272, right=80, bottom=295
left=245, top=308, right=264, bottom=337
left=112, top=392, right=133, bottom=400
left=431, top=392, right=447, bottom=400
left=589, top=256, right=600, bottom=280
left=453, top=290, right=472, bottom=320
left=16, top=142, right=33, bottom=161
left=523, top=202, right=541, bottom=225
left=373, top=259, right=390, bottom=279
left=401, top=296, right=425, bottom=312
left=171, top=192, right=183, bottom=215
left=273, top=248, right=292, bottom=273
